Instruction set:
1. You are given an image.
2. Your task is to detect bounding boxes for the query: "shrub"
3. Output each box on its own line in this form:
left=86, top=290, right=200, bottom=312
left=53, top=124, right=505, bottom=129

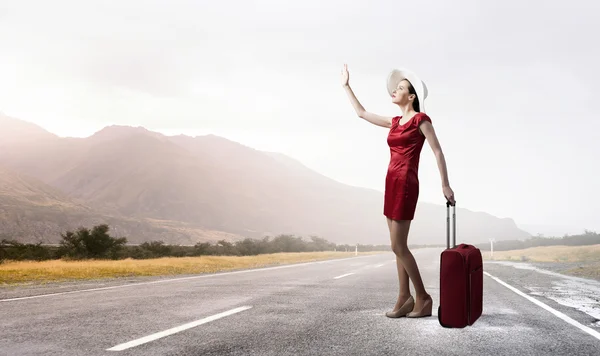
left=58, top=224, right=127, bottom=259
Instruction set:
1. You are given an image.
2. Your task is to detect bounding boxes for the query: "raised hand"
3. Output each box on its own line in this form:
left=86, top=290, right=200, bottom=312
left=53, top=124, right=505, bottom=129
left=341, top=64, right=349, bottom=87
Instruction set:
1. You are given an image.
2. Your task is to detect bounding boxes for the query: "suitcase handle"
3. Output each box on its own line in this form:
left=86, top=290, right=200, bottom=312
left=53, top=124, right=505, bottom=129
left=446, top=201, right=456, bottom=249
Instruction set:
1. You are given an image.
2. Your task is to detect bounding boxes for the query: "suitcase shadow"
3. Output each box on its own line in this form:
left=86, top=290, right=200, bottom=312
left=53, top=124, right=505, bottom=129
left=471, top=312, right=520, bottom=328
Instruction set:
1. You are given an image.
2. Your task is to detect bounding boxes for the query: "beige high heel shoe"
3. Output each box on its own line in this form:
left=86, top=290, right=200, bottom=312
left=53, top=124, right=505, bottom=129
left=385, top=296, right=415, bottom=318
left=406, top=296, right=433, bottom=318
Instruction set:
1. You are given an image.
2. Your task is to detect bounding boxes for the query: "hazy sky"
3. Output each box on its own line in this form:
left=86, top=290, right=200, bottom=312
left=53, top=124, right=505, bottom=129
left=1, top=0, right=598, bottom=235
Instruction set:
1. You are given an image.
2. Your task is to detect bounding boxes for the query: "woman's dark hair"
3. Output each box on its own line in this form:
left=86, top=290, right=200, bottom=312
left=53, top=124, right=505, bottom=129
left=405, top=80, right=420, bottom=112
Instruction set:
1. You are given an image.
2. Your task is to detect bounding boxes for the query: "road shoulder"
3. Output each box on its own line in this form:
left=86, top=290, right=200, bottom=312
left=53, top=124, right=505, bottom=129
left=484, top=260, right=600, bottom=330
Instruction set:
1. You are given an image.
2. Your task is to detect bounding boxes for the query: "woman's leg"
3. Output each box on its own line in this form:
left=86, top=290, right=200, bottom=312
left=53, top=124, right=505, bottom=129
left=387, top=217, right=411, bottom=311
left=389, top=219, right=432, bottom=311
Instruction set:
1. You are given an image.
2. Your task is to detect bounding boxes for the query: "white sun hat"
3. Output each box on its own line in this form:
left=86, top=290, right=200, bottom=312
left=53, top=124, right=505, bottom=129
left=386, top=68, right=429, bottom=113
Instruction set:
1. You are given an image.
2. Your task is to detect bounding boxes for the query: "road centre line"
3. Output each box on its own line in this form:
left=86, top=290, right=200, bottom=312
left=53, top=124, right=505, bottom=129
left=106, top=306, right=252, bottom=351
left=334, top=273, right=355, bottom=279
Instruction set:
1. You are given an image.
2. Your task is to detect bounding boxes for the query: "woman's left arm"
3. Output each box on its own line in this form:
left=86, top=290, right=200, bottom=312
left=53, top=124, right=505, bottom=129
left=419, top=121, right=456, bottom=205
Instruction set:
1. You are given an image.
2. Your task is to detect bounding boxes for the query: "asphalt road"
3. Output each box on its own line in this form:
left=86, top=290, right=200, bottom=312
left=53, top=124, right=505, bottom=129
left=1, top=248, right=600, bottom=356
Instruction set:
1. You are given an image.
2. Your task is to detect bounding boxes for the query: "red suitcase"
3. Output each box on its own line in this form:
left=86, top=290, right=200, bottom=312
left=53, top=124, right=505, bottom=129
left=438, top=202, right=483, bottom=328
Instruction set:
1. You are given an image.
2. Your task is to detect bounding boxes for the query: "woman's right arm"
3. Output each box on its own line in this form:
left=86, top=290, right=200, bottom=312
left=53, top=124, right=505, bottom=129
left=343, top=84, right=393, bottom=128
left=341, top=64, right=393, bottom=129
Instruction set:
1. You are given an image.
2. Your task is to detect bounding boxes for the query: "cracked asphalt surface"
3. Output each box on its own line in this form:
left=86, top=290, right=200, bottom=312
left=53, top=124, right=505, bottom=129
left=1, top=249, right=599, bottom=355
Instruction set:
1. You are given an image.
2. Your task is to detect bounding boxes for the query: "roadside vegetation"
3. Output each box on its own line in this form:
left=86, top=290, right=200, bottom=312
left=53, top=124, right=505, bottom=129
left=0, top=224, right=392, bottom=263
left=477, top=230, right=599, bottom=252
left=0, top=224, right=388, bottom=285
left=0, top=251, right=383, bottom=285
left=480, top=231, right=600, bottom=280
left=483, top=244, right=600, bottom=263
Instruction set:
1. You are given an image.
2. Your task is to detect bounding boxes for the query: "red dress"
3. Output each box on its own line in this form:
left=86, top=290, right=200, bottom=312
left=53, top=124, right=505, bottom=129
left=384, top=112, right=431, bottom=221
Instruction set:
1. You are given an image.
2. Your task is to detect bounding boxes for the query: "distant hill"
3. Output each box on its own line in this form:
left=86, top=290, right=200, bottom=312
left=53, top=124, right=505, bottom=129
left=0, top=113, right=531, bottom=245
left=517, top=223, right=586, bottom=238
left=0, top=164, right=242, bottom=244
left=0, top=113, right=58, bottom=145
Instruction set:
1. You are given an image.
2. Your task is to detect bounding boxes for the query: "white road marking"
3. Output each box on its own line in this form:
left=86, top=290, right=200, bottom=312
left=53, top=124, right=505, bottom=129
left=334, top=273, right=355, bottom=279
left=106, top=306, right=252, bottom=351
left=374, top=264, right=385, bottom=268
left=484, top=271, right=600, bottom=341
left=1, top=255, right=378, bottom=303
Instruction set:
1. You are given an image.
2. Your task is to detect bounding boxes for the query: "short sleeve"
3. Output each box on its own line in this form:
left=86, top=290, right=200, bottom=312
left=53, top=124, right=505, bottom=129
left=415, top=113, right=432, bottom=126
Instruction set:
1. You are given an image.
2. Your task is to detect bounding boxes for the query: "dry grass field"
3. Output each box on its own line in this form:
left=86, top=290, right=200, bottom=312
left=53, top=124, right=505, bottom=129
left=0, top=251, right=384, bottom=285
left=484, top=244, right=600, bottom=279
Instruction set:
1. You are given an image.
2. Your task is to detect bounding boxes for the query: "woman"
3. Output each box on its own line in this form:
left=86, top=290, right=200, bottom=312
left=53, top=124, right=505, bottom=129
left=341, top=64, right=455, bottom=318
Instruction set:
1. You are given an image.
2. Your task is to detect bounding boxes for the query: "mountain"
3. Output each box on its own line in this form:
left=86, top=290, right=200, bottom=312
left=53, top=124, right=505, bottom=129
left=0, top=113, right=58, bottom=145
left=0, top=113, right=87, bottom=183
left=0, top=115, right=531, bottom=245
left=517, top=223, right=587, bottom=238
left=0, top=164, right=243, bottom=244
